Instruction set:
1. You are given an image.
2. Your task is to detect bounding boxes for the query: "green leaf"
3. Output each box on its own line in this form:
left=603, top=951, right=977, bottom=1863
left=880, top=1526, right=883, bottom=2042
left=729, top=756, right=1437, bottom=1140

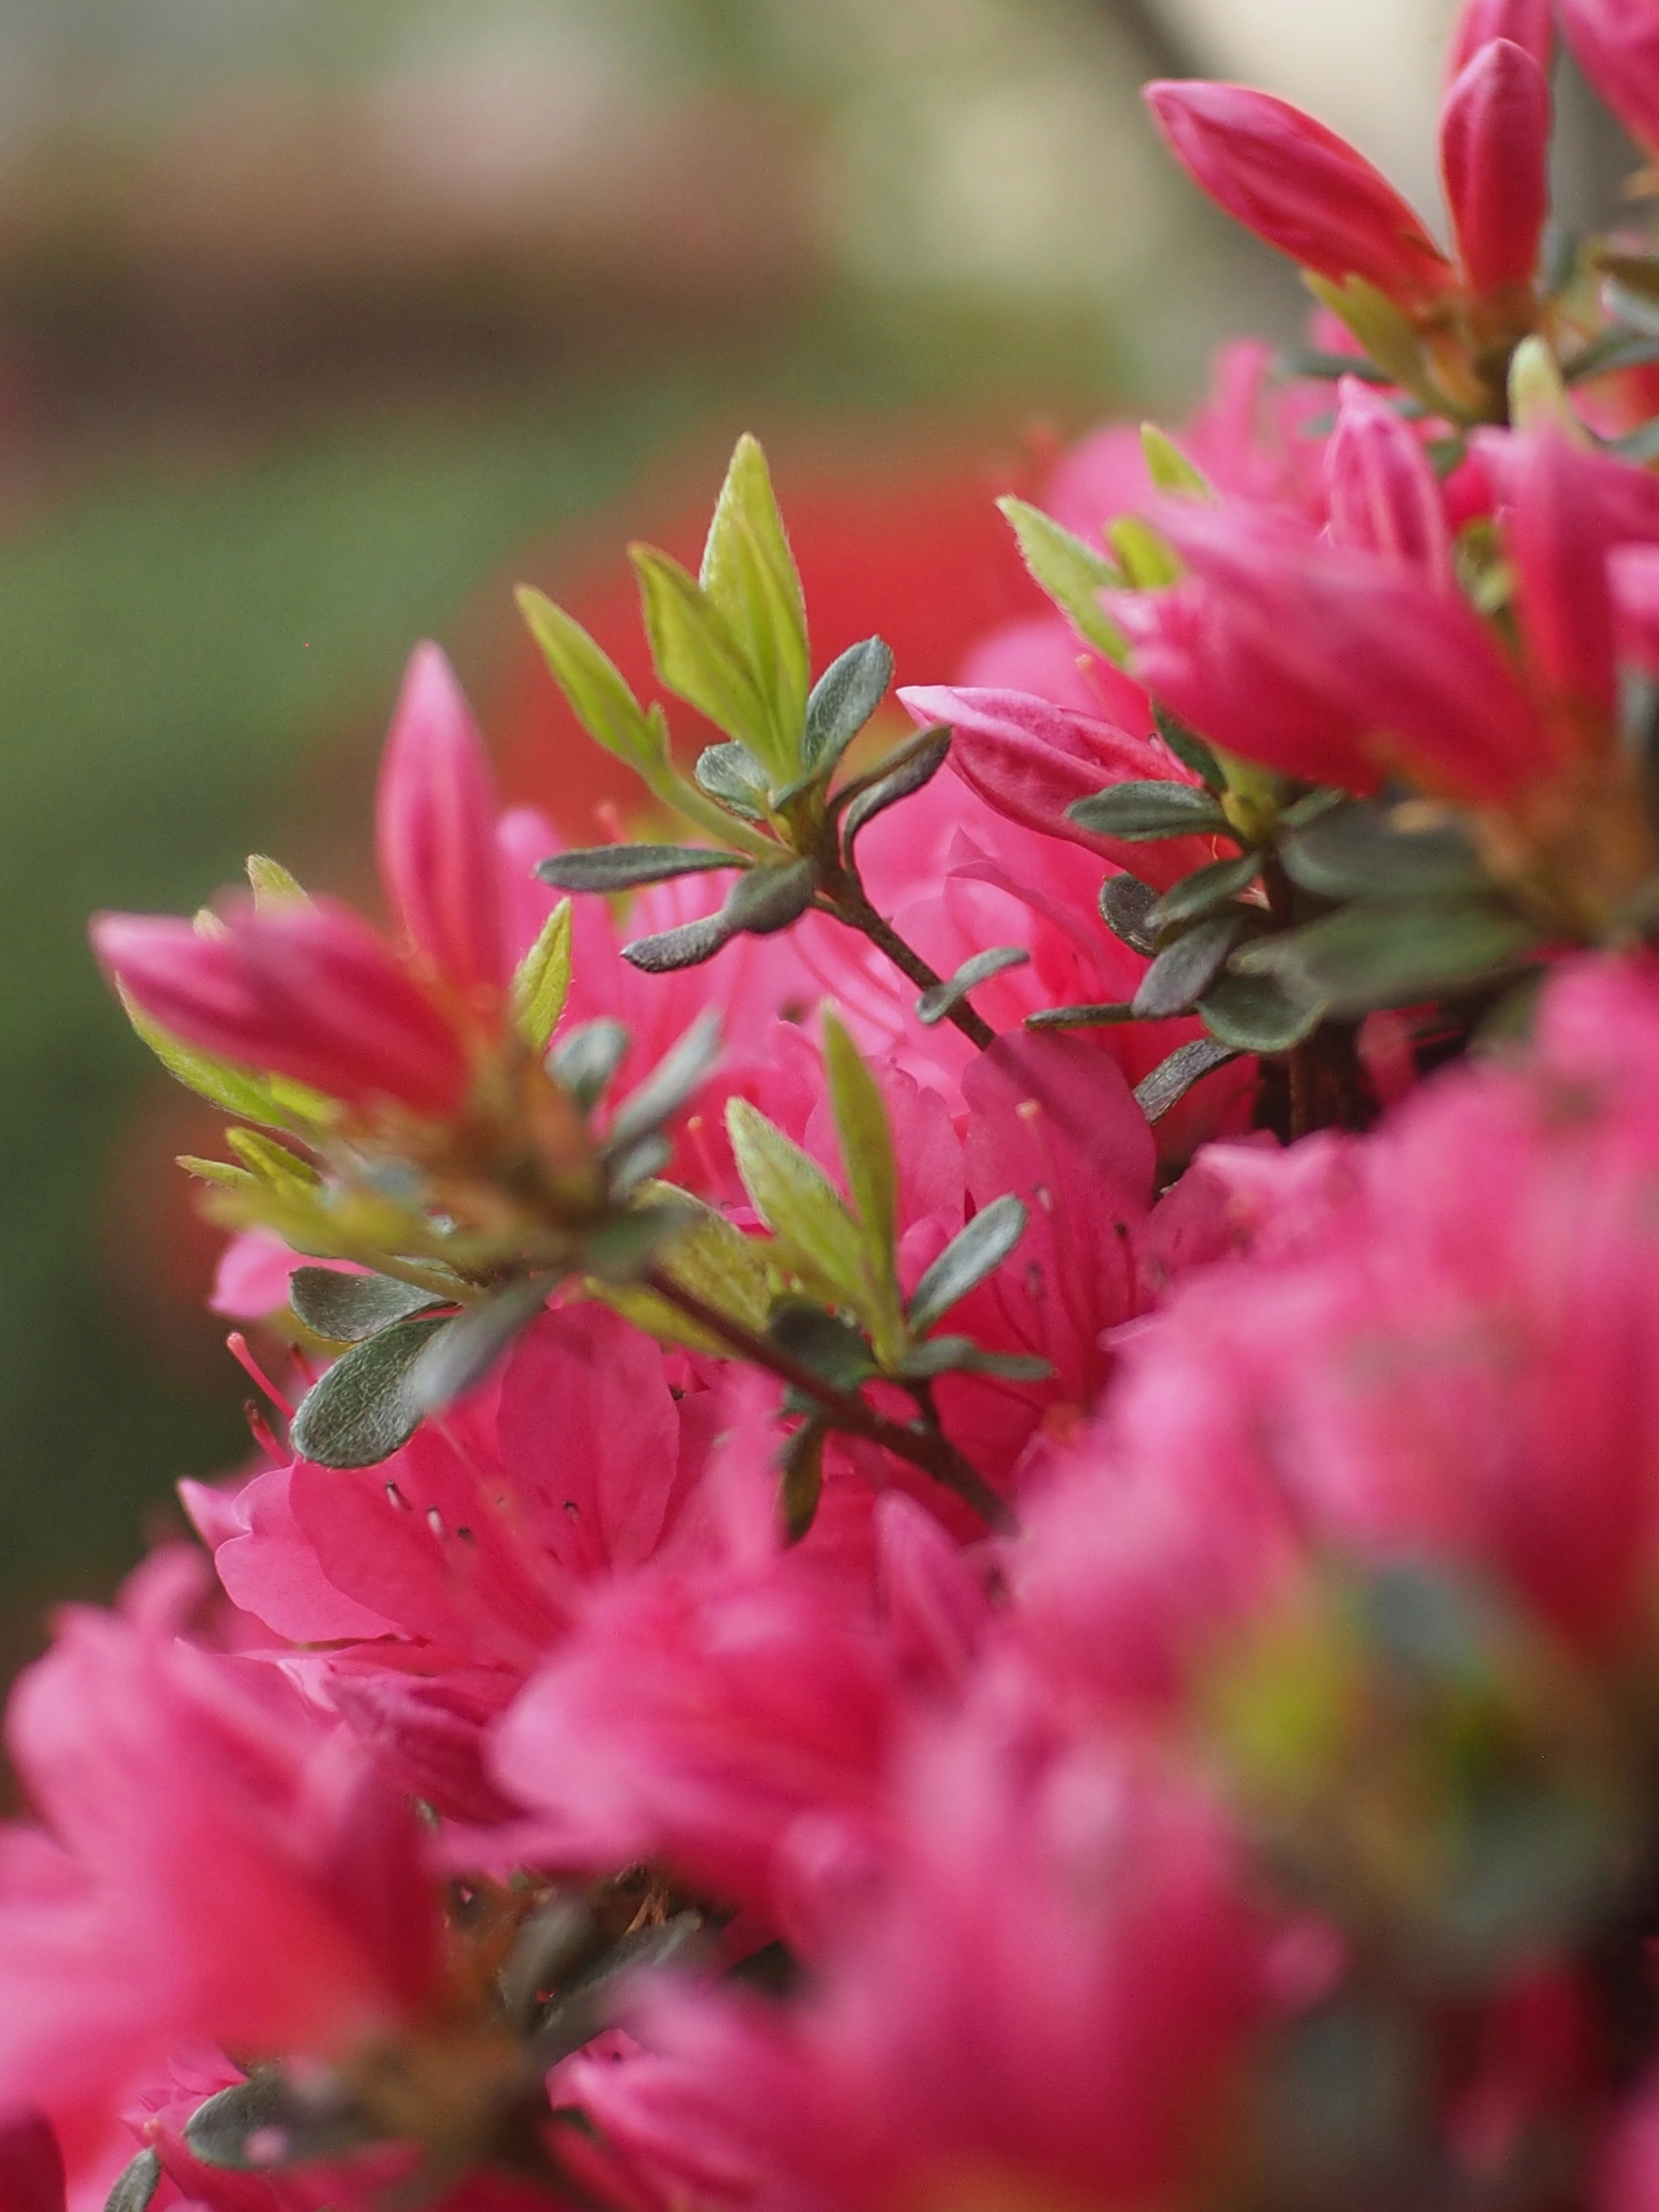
left=225, top=1128, right=321, bottom=1192
left=631, top=546, right=774, bottom=764
left=1098, top=872, right=1158, bottom=953
left=517, top=586, right=670, bottom=776
left=1141, top=423, right=1214, bottom=499
left=289, top=1267, right=448, bottom=1344
left=410, top=1278, right=553, bottom=1412
left=607, top=1011, right=723, bottom=1154
left=178, top=1154, right=256, bottom=1190
left=768, top=1299, right=878, bottom=1388
left=1198, top=971, right=1327, bottom=1053
left=1133, top=1037, right=1243, bottom=1124
left=513, top=898, right=574, bottom=1052
left=779, top=1418, right=827, bottom=1544
left=895, top=1336, right=1052, bottom=1382
left=245, top=853, right=308, bottom=908
left=1068, top=781, right=1232, bottom=841
left=185, top=2073, right=380, bottom=2172
left=907, top=1192, right=1027, bottom=1334
left=721, top=857, right=818, bottom=937
left=727, top=1097, right=868, bottom=1310
left=1132, top=912, right=1246, bottom=1019
left=1303, top=273, right=1458, bottom=421
left=537, top=845, right=744, bottom=894
left=106, top=2149, right=163, bottom=2212
left=1144, top=853, right=1262, bottom=931
left=1279, top=800, right=1485, bottom=901
left=823, top=1009, right=898, bottom=1296
left=1152, top=702, right=1226, bottom=793
left=526, top=1913, right=706, bottom=2070
left=607, top=1181, right=789, bottom=1347
left=550, top=1018, right=631, bottom=1109
left=288, top=1314, right=456, bottom=1467
left=699, top=435, right=810, bottom=774
left=1232, top=898, right=1541, bottom=1014
left=695, top=741, right=771, bottom=818
left=622, top=913, right=733, bottom=974
left=840, top=728, right=952, bottom=855
left=1274, top=348, right=1391, bottom=384
left=996, top=496, right=1125, bottom=658
left=916, top=946, right=1030, bottom=1027
left=1025, top=1001, right=1138, bottom=1029
left=1106, top=516, right=1182, bottom=588
left=804, top=636, right=894, bottom=771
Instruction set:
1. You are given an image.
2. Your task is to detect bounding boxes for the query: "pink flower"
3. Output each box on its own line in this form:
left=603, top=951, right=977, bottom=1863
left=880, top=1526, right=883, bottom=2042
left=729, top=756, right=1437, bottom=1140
left=1556, top=0, right=1659, bottom=157
left=1144, top=81, right=1456, bottom=312
left=0, top=2115, right=63, bottom=2212
left=1446, top=0, right=1552, bottom=80
left=0, top=1606, right=442, bottom=2180
left=1440, top=38, right=1552, bottom=297
left=1324, top=377, right=1454, bottom=585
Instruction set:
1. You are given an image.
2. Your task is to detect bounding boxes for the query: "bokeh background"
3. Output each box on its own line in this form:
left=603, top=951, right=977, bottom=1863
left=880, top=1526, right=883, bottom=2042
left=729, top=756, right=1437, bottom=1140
left=0, top=0, right=1632, bottom=1649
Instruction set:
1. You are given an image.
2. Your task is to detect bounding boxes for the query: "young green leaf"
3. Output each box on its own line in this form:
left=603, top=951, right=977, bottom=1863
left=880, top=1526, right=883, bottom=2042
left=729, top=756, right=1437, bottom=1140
left=630, top=547, right=776, bottom=768
left=537, top=845, right=744, bottom=894
left=699, top=435, right=810, bottom=769
left=225, top=1128, right=321, bottom=1192
left=517, top=587, right=670, bottom=775
left=245, top=854, right=308, bottom=908
left=610, top=1182, right=790, bottom=1346
left=288, top=1313, right=455, bottom=1467
left=1132, top=912, right=1247, bottom=1020
left=916, top=945, right=1030, bottom=1027
left=996, top=496, right=1126, bottom=659
left=1068, top=781, right=1232, bottom=841
left=115, top=986, right=331, bottom=1134
left=513, top=899, right=574, bottom=1052
left=289, top=1267, right=448, bottom=1344
left=1141, top=424, right=1215, bottom=499
left=906, top=1192, right=1028, bottom=1334
left=1106, top=516, right=1182, bottom=588
left=804, top=636, right=895, bottom=771
left=726, top=1097, right=868, bottom=1310
left=823, top=1008, right=898, bottom=1306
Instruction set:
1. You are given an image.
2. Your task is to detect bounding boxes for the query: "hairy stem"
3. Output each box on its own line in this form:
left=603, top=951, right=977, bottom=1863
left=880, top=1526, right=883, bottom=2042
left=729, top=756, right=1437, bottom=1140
left=644, top=1268, right=1013, bottom=1532
left=820, top=869, right=997, bottom=1052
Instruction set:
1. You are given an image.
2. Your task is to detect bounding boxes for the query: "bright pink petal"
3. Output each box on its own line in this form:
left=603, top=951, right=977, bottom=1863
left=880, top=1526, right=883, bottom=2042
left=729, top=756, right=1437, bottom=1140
left=1441, top=39, right=1551, bottom=295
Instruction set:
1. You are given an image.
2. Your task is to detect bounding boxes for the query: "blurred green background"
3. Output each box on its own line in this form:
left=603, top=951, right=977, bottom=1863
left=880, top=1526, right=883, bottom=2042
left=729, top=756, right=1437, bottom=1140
left=0, top=0, right=1514, bottom=1644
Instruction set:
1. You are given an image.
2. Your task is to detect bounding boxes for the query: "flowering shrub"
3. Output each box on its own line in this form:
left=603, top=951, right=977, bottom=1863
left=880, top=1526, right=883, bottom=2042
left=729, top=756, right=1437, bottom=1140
left=19, top=3, right=1659, bottom=2206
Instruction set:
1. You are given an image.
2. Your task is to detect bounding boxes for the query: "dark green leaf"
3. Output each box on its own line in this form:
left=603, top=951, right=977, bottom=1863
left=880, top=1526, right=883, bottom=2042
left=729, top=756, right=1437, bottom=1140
left=1276, top=348, right=1391, bottom=384
left=1614, top=417, right=1659, bottom=466
left=607, top=1132, right=674, bottom=1196
left=804, top=636, right=894, bottom=771
left=1279, top=800, right=1484, bottom=901
left=839, top=728, right=953, bottom=855
left=185, top=2072, right=379, bottom=2171
left=105, top=2150, right=162, bottom=2212
left=528, top=1913, right=706, bottom=2068
left=916, top=946, right=1030, bottom=1026
left=1144, top=852, right=1262, bottom=931
left=1098, top=872, right=1159, bottom=954
left=768, top=1300, right=878, bottom=1388
left=1132, top=912, right=1246, bottom=1019
left=583, top=1201, right=689, bottom=1284
left=779, top=1417, right=827, bottom=1543
left=1279, top=787, right=1346, bottom=830
left=289, top=1314, right=455, bottom=1468
left=1133, top=1037, right=1243, bottom=1124
left=721, top=857, right=819, bottom=937
left=1233, top=897, right=1541, bottom=1014
left=607, top=1011, right=723, bottom=1153
left=409, top=1278, right=552, bottom=1414
left=622, top=913, right=733, bottom=973
left=1068, top=780, right=1232, bottom=841
left=907, top=1193, right=1027, bottom=1334
left=550, top=1018, right=632, bottom=1109
left=1152, top=702, right=1226, bottom=793
left=289, top=1267, right=448, bottom=1344
left=536, top=845, right=743, bottom=894
left=1025, top=1001, right=1138, bottom=1029
left=1199, top=971, right=1326, bottom=1052
left=895, top=1336, right=1052, bottom=1382
left=1565, top=325, right=1659, bottom=383
left=499, top=1897, right=602, bottom=2030
left=695, top=742, right=771, bottom=818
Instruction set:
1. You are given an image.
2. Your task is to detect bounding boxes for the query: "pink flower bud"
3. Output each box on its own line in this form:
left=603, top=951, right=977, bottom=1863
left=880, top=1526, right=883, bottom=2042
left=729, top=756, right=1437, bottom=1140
left=1143, top=81, right=1456, bottom=311
left=1556, top=0, right=1659, bottom=156
left=1325, top=378, right=1454, bottom=585
left=92, top=898, right=471, bottom=1116
left=375, top=642, right=509, bottom=1007
left=1441, top=39, right=1551, bottom=296
left=1446, top=0, right=1552, bottom=81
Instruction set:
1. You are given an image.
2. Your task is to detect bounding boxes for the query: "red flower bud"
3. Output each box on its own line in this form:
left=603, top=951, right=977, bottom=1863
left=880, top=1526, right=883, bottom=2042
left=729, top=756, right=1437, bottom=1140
left=1441, top=38, right=1552, bottom=295
left=1446, top=0, right=1552, bottom=81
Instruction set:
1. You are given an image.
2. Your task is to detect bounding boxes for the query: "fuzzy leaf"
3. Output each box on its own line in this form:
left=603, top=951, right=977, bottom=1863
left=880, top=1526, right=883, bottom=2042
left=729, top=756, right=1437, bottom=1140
left=996, top=496, right=1125, bottom=658
left=1133, top=912, right=1246, bottom=1019
left=1279, top=801, right=1485, bottom=901
left=116, top=987, right=330, bottom=1133
left=622, top=913, right=733, bottom=973
left=1025, top=1001, right=1138, bottom=1029
left=185, top=2073, right=380, bottom=2172
left=631, top=547, right=772, bottom=760
left=696, top=742, right=771, bottom=818
left=245, top=854, right=308, bottom=909
left=1141, top=424, right=1214, bottom=499
left=768, top=1300, right=878, bottom=1388
left=1068, top=781, right=1232, bottom=841
left=105, top=2150, right=162, bottom=2212
left=1133, top=1037, right=1243, bottom=1124
left=1098, top=872, right=1159, bottom=953
left=518, top=588, right=670, bottom=776
left=550, top=1018, right=631, bottom=1109
left=1233, top=898, right=1541, bottom=1014
left=537, top=845, right=744, bottom=894
left=1151, top=703, right=1226, bottom=793
left=1198, top=971, right=1326, bottom=1053
left=410, top=1278, right=554, bottom=1413
left=727, top=1097, right=868, bottom=1309
left=804, top=636, right=895, bottom=771
left=700, top=436, right=810, bottom=774
left=513, top=899, right=574, bottom=1052
left=841, top=728, right=952, bottom=855
left=907, top=1192, right=1028, bottom=1334
left=1144, top=852, right=1262, bottom=931
left=1106, top=516, right=1182, bottom=588
left=289, top=1268, right=448, bottom=1344
left=916, top=946, right=1030, bottom=1027
left=721, top=858, right=818, bottom=937
left=288, top=1314, right=455, bottom=1468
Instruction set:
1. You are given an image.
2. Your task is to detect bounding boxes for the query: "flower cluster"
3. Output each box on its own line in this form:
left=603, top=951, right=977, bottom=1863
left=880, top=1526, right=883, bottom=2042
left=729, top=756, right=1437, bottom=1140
left=17, top=1, right=1659, bottom=2207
